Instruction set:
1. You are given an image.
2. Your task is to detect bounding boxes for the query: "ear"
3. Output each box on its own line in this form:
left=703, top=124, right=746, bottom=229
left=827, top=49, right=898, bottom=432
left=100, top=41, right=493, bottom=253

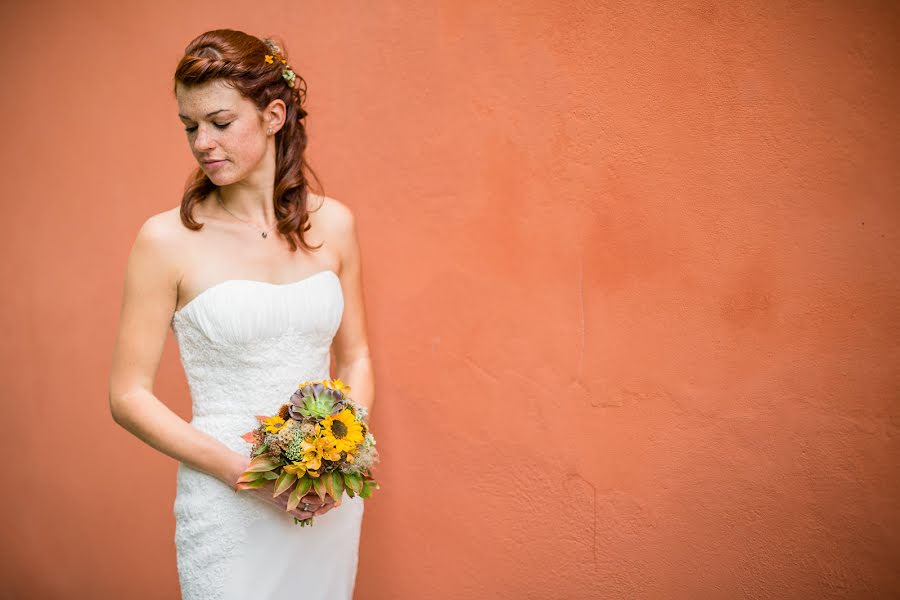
left=262, top=98, right=287, bottom=133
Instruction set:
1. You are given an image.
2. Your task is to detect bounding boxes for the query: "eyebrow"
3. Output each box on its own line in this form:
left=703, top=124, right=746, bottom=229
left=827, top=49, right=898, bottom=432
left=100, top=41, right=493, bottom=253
left=178, top=109, right=233, bottom=120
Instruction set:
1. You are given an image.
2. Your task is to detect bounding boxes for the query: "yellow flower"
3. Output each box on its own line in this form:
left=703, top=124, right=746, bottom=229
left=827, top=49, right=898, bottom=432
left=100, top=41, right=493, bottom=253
left=300, top=436, right=341, bottom=472
left=281, top=58, right=287, bottom=64
left=264, top=54, right=274, bottom=64
left=283, top=462, right=306, bottom=477
left=262, top=415, right=286, bottom=433
left=326, top=378, right=352, bottom=395
left=321, top=409, right=364, bottom=453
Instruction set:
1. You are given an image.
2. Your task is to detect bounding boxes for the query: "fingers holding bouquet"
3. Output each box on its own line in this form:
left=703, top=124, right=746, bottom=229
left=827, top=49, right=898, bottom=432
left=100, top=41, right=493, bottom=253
left=242, top=483, right=326, bottom=520
left=282, top=489, right=336, bottom=521
left=235, top=378, right=379, bottom=526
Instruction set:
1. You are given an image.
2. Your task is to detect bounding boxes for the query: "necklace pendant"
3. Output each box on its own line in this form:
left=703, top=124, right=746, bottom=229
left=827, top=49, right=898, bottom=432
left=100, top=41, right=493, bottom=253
left=261, top=231, right=268, bottom=238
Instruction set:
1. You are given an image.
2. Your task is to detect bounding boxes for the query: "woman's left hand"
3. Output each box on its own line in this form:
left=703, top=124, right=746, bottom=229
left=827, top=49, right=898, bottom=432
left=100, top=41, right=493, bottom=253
left=299, top=491, right=341, bottom=517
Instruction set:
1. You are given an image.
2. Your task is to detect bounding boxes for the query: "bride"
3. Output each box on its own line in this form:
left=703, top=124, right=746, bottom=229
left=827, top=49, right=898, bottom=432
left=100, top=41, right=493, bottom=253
left=108, top=29, right=374, bottom=599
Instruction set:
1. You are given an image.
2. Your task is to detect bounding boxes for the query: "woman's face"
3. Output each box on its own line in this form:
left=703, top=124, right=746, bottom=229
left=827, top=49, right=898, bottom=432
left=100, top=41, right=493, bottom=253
left=176, top=79, right=274, bottom=186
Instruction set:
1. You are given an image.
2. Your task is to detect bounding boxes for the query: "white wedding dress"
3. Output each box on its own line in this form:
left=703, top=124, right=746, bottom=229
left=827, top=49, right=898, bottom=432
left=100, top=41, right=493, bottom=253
left=170, top=269, right=364, bottom=600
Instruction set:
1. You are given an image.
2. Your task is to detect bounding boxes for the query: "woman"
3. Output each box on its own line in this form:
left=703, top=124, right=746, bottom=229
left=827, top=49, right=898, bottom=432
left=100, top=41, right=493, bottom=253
left=108, top=29, right=374, bottom=599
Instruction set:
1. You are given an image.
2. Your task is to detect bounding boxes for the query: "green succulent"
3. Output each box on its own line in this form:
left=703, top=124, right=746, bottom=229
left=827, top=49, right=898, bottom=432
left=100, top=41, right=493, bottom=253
left=289, top=382, right=346, bottom=420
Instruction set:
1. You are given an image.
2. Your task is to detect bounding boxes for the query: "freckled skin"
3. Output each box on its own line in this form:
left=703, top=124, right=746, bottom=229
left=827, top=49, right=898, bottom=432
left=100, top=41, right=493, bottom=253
left=176, top=79, right=275, bottom=187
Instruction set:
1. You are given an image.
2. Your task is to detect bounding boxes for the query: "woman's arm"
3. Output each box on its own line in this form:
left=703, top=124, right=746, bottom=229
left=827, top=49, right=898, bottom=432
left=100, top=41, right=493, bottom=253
left=330, top=202, right=375, bottom=418
left=108, top=214, right=245, bottom=489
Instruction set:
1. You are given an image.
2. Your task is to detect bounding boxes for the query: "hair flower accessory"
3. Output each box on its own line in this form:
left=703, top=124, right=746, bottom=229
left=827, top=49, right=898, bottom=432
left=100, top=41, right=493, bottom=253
left=262, top=39, right=300, bottom=89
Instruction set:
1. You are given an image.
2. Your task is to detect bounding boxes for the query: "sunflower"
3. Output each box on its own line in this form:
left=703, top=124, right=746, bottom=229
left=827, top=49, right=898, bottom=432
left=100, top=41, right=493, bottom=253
left=321, top=409, right=364, bottom=453
left=262, top=415, right=286, bottom=433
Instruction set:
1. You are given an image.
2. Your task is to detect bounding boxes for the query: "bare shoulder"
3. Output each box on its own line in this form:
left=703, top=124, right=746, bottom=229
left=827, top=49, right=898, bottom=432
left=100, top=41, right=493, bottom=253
left=138, top=207, right=182, bottom=239
left=129, top=207, right=187, bottom=282
left=310, top=194, right=357, bottom=268
left=310, top=193, right=355, bottom=235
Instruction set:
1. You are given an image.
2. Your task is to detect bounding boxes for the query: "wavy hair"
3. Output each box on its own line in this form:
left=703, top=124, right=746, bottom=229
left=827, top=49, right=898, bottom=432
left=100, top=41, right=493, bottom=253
left=173, top=29, right=323, bottom=252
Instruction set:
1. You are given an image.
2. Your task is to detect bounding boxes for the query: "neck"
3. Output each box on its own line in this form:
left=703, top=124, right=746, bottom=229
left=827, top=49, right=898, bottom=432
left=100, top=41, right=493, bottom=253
left=215, top=186, right=276, bottom=229
left=213, top=146, right=277, bottom=229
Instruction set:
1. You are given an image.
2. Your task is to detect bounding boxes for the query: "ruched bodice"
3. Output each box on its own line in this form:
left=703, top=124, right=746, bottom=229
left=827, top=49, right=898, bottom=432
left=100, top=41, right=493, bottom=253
left=171, top=270, right=343, bottom=439
left=169, top=269, right=364, bottom=600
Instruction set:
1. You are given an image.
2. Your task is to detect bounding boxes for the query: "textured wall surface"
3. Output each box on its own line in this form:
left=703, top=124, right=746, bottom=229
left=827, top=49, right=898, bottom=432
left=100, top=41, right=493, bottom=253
left=0, top=1, right=898, bottom=599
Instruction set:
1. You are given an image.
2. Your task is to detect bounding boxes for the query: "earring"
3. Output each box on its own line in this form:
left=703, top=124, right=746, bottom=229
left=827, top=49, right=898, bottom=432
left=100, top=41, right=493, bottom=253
left=267, top=128, right=273, bottom=135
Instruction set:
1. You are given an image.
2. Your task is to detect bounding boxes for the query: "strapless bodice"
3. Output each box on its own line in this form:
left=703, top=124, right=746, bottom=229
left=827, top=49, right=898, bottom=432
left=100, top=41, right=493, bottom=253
left=170, top=269, right=344, bottom=452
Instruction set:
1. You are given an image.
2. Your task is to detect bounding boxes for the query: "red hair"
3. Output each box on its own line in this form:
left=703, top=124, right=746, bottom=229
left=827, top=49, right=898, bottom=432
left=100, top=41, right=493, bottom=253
left=173, top=29, right=323, bottom=252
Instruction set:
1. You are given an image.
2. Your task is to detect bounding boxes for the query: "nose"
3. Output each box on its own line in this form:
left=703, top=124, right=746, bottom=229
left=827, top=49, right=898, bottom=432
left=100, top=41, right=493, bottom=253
left=193, top=125, right=216, bottom=152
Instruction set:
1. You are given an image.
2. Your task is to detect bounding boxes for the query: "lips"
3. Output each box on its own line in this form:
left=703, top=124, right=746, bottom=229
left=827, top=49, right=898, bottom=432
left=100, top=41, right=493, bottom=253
left=201, top=159, right=228, bottom=171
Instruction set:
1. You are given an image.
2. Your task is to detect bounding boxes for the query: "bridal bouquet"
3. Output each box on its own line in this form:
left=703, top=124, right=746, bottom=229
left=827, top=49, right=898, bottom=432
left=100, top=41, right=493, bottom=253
left=235, top=378, right=380, bottom=526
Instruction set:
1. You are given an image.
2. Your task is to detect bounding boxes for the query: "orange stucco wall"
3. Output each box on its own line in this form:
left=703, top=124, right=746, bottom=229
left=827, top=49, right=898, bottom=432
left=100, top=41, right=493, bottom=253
left=1, top=1, right=898, bottom=598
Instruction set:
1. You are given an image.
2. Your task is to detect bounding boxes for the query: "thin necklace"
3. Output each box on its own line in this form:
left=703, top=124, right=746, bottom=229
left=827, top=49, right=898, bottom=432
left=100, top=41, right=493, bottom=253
left=216, top=194, right=277, bottom=239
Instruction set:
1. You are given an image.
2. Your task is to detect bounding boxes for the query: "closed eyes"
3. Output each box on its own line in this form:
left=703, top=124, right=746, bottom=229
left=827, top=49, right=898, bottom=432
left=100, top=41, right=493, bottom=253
left=184, top=122, right=232, bottom=133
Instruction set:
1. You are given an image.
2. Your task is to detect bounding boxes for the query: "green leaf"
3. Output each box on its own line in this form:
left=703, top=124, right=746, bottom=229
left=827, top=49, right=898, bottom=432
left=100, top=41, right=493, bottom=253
left=295, top=475, right=313, bottom=496
left=343, top=472, right=363, bottom=494
left=235, top=479, right=268, bottom=491
left=246, top=454, right=281, bottom=472
left=273, top=471, right=298, bottom=498
left=312, top=475, right=327, bottom=501
left=286, top=476, right=314, bottom=511
left=330, top=471, right=344, bottom=501
left=287, top=478, right=306, bottom=511
left=360, top=479, right=379, bottom=499
left=262, top=470, right=279, bottom=480
left=252, top=443, right=269, bottom=457
left=236, top=470, right=264, bottom=483
left=323, top=471, right=336, bottom=499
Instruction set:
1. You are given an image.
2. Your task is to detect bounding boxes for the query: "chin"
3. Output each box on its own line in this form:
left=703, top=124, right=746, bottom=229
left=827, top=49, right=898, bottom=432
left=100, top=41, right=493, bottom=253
left=205, top=170, right=239, bottom=186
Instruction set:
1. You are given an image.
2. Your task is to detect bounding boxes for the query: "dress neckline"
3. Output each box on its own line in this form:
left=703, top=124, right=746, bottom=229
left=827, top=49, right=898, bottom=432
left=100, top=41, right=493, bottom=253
left=172, top=269, right=339, bottom=321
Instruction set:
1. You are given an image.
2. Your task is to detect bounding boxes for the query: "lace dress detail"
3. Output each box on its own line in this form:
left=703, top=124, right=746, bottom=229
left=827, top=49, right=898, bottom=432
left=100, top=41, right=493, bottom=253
left=170, top=270, right=364, bottom=600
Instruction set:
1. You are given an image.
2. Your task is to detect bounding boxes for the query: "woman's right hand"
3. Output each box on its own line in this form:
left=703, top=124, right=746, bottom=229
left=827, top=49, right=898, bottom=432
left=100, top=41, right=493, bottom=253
left=229, top=452, right=341, bottom=520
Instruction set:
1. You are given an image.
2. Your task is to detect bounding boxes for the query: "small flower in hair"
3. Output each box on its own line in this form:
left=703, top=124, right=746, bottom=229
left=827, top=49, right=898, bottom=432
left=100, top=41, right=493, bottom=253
left=281, top=58, right=287, bottom=64
left=264, top=54, right=274, bottom=64
left=282, top=68, right=296, bottom=86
